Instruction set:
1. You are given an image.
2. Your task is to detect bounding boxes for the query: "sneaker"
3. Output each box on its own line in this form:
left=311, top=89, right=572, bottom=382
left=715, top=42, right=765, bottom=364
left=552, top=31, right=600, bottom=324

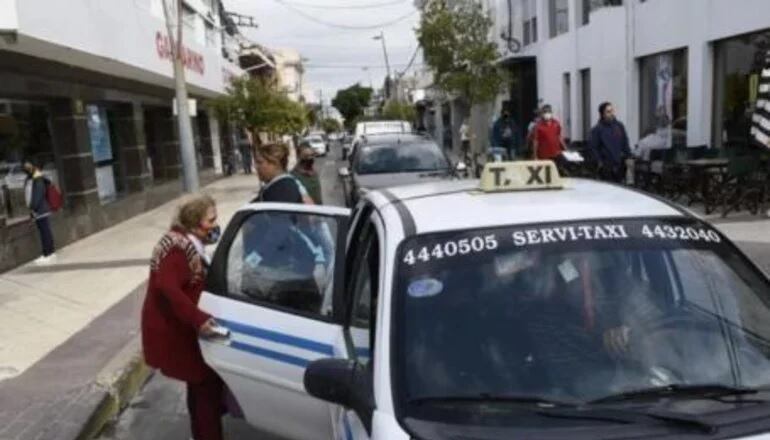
left=33, top=255, right=52, bottom=265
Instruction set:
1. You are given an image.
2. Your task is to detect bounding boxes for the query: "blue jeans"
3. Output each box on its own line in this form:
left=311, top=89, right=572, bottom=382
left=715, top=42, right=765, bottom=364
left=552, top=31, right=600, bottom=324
left=35, top=216, right=55, bottom=256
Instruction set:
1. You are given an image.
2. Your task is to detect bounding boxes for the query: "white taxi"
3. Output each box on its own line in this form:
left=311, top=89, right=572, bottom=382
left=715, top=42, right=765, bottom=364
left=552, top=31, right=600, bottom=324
left=199, top=161, right=770, bottom=440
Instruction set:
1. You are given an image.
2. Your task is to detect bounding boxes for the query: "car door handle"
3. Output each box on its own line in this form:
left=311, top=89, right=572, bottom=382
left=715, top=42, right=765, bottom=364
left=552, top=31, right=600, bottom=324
left=202, top=325, right=231, bottom=344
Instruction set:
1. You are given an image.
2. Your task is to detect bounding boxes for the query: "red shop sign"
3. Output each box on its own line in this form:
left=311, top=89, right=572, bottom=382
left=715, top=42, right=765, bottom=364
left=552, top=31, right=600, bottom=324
left=156, top=31, right=205, bottom=76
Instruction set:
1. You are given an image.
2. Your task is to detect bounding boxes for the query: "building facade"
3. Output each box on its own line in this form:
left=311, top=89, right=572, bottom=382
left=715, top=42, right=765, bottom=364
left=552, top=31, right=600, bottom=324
left=0, top=0, right=243, bottom=270
left=494, top=0, right=770, bottom=153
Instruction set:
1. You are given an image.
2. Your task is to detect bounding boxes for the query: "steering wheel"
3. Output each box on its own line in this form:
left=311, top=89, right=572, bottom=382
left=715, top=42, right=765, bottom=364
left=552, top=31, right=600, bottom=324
left=629, top=313, right=723, bottom=385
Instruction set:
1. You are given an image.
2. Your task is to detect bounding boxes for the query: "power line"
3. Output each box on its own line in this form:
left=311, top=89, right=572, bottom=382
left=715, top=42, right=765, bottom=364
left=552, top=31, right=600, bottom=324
left=397, top=45, right=421, bottom=77
left=273, top=0, right=418, bottom=30
left=280, top=0, right=407, bottom=10
left=306, top=63, right=425, bottom=69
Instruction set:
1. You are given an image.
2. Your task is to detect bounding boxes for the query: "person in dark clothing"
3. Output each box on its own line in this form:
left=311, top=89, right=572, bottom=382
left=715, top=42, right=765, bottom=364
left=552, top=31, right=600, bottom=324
left=252, top=143, right=304, bottom=203
left=589, top=102, right=631, bottom=183
left=491, top=108, right=522, bottom=159
left=23, top=160, right=55, bottom=264
left=291, top=144, right=323, bottom=205
left=238, top=130, right=253, bottom=174
left=245, top=143, right=321, bottom=311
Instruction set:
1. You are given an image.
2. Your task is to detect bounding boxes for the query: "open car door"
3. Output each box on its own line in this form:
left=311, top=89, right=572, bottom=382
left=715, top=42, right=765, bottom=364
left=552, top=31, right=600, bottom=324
left=199, top=203, right=350, bottom=440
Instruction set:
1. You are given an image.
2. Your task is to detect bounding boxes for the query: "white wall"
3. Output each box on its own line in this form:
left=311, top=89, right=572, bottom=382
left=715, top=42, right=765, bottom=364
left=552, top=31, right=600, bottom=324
left=0, top=0, right=18, bottom=32
left=4, top=0, right=234, bottom=97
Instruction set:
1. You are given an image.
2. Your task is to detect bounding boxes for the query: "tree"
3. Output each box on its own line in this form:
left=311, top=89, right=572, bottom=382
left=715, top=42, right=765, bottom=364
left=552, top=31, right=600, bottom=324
left=381, top=101, right=416, bottom=122
left=416, top=1, right=506, bottom=104
left=332, top=84, right=373, bottom=131
left=213, top=77, right=308, bottom=144
left=321, top=118, right=342, bottom=134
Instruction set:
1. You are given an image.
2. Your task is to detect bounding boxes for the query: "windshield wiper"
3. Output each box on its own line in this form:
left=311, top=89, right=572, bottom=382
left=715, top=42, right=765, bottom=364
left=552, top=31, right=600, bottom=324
left=409, top=394, right=576, bottom=408
left=590, top=384, right=758, bottom=405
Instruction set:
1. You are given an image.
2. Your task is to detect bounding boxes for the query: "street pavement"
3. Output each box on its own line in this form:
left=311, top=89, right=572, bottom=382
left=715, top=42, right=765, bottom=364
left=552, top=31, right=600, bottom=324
left=96, top=149, right=346, bottom=440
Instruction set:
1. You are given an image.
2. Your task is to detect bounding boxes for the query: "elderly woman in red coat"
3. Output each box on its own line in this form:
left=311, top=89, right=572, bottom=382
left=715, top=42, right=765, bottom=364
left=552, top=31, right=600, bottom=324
left=141, top=194, right=224, bottom=440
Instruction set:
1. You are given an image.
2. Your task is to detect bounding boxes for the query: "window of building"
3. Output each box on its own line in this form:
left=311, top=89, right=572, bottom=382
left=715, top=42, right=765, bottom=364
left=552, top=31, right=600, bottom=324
left=549, top=0, right=569, bottom=38
left=713, top=29, right=770, bottom=149
left=639, top=48, right=688, bottom=149
left=583, top=0, right=624, bottom=25
left=523, top=0, right=538, bottom=46
left=0, top=100, right=57, bottom=222
left=182, top=4, right=196, bottom=36
left=580, top=69, right=592, bottom=141
left=205, top=22, right=217, bottom=48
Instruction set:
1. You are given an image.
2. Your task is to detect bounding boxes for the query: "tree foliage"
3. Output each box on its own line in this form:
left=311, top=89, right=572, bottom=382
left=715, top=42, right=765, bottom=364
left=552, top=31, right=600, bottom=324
left=332, top=84, right=373, bottom=131
left=213, top=77, right=308, bottom=142
left=416, top=1, right=506, bottom=104
left=381, top=100, right=416, bottom=122
left=321, top=118, right=342, bottom=134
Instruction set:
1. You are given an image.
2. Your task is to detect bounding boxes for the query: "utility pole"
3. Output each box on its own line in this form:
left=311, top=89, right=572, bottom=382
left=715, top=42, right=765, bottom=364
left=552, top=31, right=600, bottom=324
left=162, top=0, right=199, bottom=192
left=373, top=31, right=392, bottom=99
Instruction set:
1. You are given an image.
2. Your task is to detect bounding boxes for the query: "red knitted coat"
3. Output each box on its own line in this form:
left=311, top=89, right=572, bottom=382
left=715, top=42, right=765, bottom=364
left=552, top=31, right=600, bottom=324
left=141, top=229, right=212, bottom=383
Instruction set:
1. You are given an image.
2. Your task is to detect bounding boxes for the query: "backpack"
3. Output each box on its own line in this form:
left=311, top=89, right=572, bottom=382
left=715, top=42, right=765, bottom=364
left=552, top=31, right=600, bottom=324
left=44, top=178, right=63, bottom=212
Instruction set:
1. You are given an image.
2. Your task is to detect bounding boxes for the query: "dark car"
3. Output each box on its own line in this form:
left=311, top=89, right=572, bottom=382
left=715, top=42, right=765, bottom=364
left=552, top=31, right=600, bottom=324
left=338, top=134, right=464, bottom=207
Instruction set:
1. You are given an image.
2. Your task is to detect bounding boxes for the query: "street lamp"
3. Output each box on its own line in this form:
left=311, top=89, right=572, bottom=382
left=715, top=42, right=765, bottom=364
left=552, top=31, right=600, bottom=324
left=373, top=31, right=392, bottom=98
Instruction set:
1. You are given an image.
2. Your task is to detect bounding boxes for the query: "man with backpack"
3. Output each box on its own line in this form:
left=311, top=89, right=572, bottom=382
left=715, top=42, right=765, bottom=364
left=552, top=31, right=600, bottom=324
left=23, top=159, right=58, bottom=264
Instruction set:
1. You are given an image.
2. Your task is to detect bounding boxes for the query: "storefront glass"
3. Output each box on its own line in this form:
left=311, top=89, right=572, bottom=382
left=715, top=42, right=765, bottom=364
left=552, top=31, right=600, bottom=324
left=713, top=29, right=770, bottom=150
left=638, top=49, right=688, bottom=153
left=86, top=104, right=118, bottom=203
left=0, top=100, right=58, bottom=222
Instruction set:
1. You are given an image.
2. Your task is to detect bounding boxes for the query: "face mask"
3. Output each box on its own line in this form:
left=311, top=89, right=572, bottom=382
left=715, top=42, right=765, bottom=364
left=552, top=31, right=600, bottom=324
left=301, top=158, right=314, bottom=168
left=543, top=113, right=553, bottom=121
left=204, top=225, right=221, bottom=245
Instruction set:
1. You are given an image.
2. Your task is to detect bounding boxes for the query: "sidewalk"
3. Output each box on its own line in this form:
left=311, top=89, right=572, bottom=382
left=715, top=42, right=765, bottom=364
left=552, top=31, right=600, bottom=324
left=0, top=174, right=258, bottom=440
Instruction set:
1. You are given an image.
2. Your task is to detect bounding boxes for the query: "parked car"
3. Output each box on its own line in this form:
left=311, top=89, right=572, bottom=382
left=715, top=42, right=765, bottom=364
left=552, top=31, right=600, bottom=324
left=344, top=120, right=412, bottom=160
left=303, top=135, right=328, bottom=156
left=338, top=133, right=463, bottom=207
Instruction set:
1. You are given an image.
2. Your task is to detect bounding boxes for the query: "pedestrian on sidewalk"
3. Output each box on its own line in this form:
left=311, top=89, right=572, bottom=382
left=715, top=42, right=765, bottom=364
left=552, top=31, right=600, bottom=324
left=238, top=129, right=253, bottom=174
left=141, top=194, right=225, bottom=440
left=589, top=102, right=631, bottom=183
left=252, top=143, right=312, bottom=204
left=23, top=159, right=55, bottom=264
left=532, top=104, right=568, bottom=167
left=491, top=106, right=521, bottom=159
left=291, top=143, right=323, bottom=205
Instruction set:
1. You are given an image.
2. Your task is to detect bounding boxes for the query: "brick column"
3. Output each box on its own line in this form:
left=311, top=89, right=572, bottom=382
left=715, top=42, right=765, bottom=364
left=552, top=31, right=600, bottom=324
left=50, top=98, right=99, bottom=212
left=112, top=103, right=151, bottom=192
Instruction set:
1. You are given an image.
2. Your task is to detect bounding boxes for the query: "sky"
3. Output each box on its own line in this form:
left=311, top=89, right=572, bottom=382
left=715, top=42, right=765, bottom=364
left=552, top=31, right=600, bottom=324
left=222, top=0, right=421, bottom=106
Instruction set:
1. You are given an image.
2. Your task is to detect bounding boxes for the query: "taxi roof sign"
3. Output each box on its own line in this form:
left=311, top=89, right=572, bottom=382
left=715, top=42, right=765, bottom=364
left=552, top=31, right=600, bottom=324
left=479, top=160, right=564, bottom=192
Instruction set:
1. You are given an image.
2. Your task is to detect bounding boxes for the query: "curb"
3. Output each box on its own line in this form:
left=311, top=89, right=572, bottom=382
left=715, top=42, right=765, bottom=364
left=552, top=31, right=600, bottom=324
left=75, top=337, right=152, bottom=440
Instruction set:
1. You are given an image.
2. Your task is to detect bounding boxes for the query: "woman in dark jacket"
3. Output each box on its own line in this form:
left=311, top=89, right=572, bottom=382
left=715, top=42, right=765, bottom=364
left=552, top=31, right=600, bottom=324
left=291, top=144, right=323, bottom=204
left=141, top=194, right=223, bottom=440
left=252, top=142, right=305, bottom=203
left=23, top=160, right=55, bottom=263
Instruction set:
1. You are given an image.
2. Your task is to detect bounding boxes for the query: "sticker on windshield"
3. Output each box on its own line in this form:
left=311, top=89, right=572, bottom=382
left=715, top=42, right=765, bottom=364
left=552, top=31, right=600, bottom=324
left=407, top=278, right=444, bottom=298
left=244, top=251, right=262, bottom=268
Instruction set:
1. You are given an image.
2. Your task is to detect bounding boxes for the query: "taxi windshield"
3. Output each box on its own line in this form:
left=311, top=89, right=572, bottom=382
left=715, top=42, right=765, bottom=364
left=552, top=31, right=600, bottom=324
left=394, top=218, right=770, bottom=417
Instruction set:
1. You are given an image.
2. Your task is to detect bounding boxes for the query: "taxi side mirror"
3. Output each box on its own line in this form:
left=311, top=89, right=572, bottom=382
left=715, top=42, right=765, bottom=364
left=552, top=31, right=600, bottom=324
left=304, top=358, right=374, bottom=431
left=304, top=358, right=355, bottom=407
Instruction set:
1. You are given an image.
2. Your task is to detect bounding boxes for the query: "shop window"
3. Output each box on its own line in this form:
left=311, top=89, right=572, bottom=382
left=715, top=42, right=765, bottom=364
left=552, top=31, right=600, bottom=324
left=713, top=29, right=770, bottom=149
left=0, top=100, right=57, bottom=222
left=182, top=5, right=196, bottom=37
left=639, top=49, right=688, bottom=150
left=86, top=105, right=119, bottom=204
left=549, top=0, right=569, bottom=38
